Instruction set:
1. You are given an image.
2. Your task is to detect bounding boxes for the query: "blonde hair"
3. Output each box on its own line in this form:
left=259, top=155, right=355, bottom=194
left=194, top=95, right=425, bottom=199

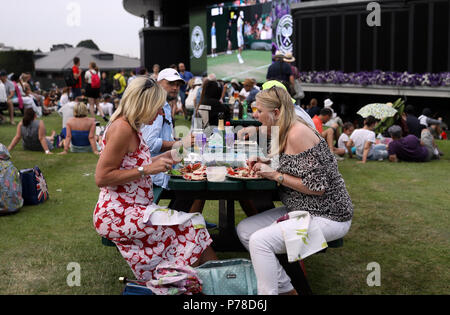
left=256, top=86, right=309, bottom=155
left=109, top=75, right=167, bottom=131
left=74, top=102, right=89, bottom=117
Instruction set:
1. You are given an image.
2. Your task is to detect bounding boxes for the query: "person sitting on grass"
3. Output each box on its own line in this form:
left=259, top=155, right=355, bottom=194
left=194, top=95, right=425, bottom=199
left=387, top=125, right=441, bottom=162
left=94, top=76, right=217, bottom=283
left=59, top=102, right=99, bottom=155
left=347, top=115, right=388, bottom=163
left=312, top=108, right=343, bottom=160
left=7, top=108, right=54, bottom=155
left=336, top=122, right=355, bottom=157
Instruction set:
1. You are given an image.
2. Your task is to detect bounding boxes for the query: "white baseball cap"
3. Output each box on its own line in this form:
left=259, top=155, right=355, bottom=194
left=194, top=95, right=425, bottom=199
left=157, top=68, right=185, bottom=83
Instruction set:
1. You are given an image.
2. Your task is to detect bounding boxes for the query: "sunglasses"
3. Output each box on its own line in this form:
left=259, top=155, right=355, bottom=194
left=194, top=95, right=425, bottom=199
left=269, top=85, right=283, bottom=108
left=140, top=77, right=156, bottom=96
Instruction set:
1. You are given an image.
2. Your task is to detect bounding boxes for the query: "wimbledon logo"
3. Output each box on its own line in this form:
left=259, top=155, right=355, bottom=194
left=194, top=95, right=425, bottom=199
left=276, top=14, right=293, bottom=54
left=191, top=26, right=205, bottom=59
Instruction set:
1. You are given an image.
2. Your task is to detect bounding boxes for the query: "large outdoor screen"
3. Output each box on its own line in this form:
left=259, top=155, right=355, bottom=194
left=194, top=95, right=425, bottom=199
left=206, top=1, right=273, bottom=83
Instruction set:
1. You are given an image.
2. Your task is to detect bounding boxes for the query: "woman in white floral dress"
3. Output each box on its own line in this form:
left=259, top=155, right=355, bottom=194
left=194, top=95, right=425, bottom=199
left=93, top=76, right=216, bottom=281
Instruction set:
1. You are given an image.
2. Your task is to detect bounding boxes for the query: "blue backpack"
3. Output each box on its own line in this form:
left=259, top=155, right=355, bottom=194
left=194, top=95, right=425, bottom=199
left=20, top=166, right=49, bottom=205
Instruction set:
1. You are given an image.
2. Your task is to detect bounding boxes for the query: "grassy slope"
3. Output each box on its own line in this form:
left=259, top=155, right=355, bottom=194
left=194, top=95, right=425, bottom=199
left=0, top=113, right=448, bottom=294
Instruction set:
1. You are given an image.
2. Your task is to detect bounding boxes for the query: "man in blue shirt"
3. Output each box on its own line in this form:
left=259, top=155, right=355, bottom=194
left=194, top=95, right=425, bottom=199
left=178, top=63, right=194, bottom=109
left=141, top=68, right=186, bottom=189
left=141, top=68, right=197, bottom=211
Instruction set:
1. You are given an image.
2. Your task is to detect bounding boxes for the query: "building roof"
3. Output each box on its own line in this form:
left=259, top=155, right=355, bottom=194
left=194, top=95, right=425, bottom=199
left=35, top=47, right=140, bottom=72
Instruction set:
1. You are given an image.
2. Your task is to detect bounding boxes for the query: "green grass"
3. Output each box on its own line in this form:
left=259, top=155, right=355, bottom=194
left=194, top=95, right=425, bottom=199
left=0, top=112, right=449, bottom=294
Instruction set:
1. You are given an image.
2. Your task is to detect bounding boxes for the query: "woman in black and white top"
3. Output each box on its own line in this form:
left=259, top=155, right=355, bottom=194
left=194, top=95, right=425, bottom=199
left=236, top=86, right=353, bottom=295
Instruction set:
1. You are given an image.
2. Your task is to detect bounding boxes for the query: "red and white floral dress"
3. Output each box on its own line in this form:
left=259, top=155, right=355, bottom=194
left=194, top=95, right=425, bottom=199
left=93, top=127, right=212, bottom=281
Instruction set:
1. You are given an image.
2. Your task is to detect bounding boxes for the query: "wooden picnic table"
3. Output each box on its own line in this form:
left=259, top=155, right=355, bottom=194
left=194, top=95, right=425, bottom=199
left=167, top=176, right=278, bottom=252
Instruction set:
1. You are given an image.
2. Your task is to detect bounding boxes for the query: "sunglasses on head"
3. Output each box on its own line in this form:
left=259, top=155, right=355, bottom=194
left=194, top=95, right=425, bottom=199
left=140, top=77, right=156, bottom=96
left=269, top=85, right=283, bottom=108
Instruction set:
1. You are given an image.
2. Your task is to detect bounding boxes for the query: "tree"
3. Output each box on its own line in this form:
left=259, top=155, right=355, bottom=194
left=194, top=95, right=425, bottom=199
left=76, top=39, right=100, bottom=50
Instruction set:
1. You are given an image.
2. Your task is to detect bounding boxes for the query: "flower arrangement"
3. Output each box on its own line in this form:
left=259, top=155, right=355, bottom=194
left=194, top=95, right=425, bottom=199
left=299, top=70, right=450, bottom=88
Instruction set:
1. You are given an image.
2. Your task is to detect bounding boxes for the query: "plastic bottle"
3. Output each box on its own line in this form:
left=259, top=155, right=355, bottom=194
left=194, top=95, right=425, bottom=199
left=225, top=121, right=234, bottom=151
left=242, top=100, right=248, bottom=119
left=218, top=112, right=226, bottom=153
left=233, top=99, right=240, bottom=121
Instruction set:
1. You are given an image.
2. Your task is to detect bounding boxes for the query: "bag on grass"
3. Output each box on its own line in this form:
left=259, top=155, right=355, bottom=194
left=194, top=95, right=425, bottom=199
left=195, top=258, right=258, bottom=295
left=0, top=144, right=23, bottom=215
left=20, top=166, right=49, bottom=205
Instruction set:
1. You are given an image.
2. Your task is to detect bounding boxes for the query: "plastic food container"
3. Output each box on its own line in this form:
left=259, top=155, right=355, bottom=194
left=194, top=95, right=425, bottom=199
left=206, top=166, right=227, bottom=182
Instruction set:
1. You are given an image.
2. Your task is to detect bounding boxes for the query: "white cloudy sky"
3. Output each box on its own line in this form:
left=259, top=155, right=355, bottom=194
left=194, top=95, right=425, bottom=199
left=0, top=0, right=143, bottom=58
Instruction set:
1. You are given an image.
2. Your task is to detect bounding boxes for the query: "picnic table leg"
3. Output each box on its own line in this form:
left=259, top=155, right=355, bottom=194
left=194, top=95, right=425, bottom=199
left=276, top=254, right=313, bottom=295
left=212, top=199, right=247, bottom=252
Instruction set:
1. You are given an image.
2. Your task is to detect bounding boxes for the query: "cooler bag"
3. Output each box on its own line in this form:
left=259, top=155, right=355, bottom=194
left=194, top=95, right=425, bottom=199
left=195, top=258, right=258, bottom=295
left=20, top=166, right=49, bottom=205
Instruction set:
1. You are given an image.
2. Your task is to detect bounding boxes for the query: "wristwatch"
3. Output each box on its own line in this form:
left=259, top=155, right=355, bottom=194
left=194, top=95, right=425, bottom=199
left=276, top=173, right=284, bottom=186
left=137, top=166, right=146, bottom=178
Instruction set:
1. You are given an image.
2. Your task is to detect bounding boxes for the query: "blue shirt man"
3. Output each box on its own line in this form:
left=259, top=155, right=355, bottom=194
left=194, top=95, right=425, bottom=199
left=141, top=68, right=185, bottom=189
left=141, top=101, right=174, bottom=189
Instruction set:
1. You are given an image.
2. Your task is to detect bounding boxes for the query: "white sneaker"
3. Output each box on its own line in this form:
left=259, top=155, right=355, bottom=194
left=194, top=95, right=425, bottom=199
left=238, top=55, right=244, bottom=64
left=333, top=153, right=344, bottom=161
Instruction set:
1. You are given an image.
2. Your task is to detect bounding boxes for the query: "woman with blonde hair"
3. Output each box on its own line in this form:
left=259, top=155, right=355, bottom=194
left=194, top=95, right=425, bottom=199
left=236, top=86, right=353, bottom=295
left=93, top=76, right=216, bottom=282
left=60, top=102, right=98, bottom=154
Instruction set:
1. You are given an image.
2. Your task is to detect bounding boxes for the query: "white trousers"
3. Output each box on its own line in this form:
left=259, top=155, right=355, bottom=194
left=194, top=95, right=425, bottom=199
left=236, top=206, right=351, bottom=295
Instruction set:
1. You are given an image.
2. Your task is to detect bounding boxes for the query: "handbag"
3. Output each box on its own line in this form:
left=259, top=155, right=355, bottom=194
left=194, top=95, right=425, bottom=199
left=293, top=79, right=305, bottom=100
left=20, top=166, right=49, bottom=205
left=0, top=145, right=23, bottom=215
left=195, top=258, right=258, bottom=295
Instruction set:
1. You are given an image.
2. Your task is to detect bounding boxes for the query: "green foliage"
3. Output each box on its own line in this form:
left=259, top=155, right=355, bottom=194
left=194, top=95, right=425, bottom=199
left=0, top=50, right=35, bottom=75
left=76, top=39, right=100, bottom=50
left=374, top=98, right=405, bottom=135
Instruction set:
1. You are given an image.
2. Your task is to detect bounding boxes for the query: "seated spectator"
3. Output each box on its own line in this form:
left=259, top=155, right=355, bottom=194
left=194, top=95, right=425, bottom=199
left=240, top=78, right=259, bottom=104
left=418, top=108, right=441, bottom=128
left=59, top=87, right=70, bottom=109
left=60, top=102, right=99, bottom=155
left=57, top=97, right=80, bottom=142
left=198, top=79, right=231, bottom=127
left=11, top=74, right=43, bottom=117
left=185, top=77, right=202, bottom=110
left=336, top=122, right=355, bottom=157
left=7, top=108, right=54, bottom=154
left=306, top=98, right=320, bottom=118
left=404, top=105, right=422, bottom=138
left=347, top=115, right=388, bottom=163
left=0, top=70, right=16, bottom=125
left=312, top=108, right=342, bottom=159
left=98, top=95, right=114, bottom=117
left=387, top=125, right=438, bottom=162
left=220, top=78, right=241, bottom=103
